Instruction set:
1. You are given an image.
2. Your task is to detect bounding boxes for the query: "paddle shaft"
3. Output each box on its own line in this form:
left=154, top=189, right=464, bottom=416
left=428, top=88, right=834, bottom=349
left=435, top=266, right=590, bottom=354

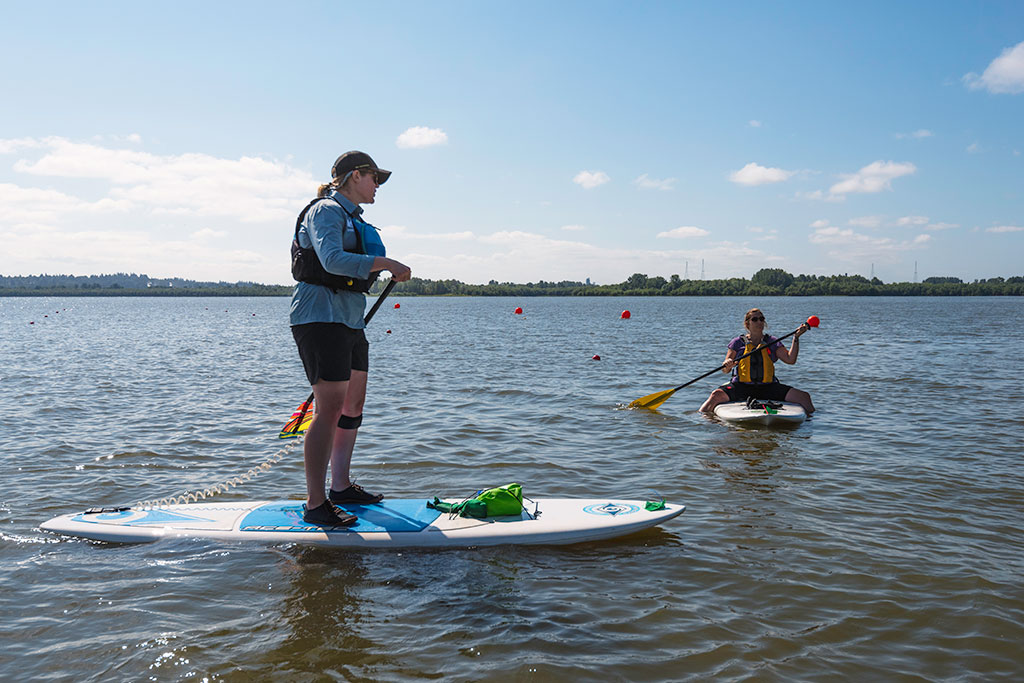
left=290, top=279, right=397, bottom=433
left=669, top=325, right=806, bottom=393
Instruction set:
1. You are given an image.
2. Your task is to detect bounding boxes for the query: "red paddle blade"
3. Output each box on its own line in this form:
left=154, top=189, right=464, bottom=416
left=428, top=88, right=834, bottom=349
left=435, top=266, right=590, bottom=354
left=279, top=400, right=314, bottom=439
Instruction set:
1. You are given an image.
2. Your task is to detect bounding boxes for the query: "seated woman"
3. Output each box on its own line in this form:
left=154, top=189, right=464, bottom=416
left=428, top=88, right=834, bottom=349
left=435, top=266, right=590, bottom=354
left=699, top=308, right=814, bottom=414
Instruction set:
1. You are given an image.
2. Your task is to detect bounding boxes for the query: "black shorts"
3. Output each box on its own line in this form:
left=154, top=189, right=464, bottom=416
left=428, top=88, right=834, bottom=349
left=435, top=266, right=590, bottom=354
left=720, top=381, right=791, bottom=403
left=292, top=323, right=368, bottom=385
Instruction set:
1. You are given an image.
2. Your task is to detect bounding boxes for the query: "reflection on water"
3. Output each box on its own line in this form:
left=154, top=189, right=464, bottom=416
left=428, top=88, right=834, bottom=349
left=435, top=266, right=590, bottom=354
left=260, top=548, right=384, bottom=678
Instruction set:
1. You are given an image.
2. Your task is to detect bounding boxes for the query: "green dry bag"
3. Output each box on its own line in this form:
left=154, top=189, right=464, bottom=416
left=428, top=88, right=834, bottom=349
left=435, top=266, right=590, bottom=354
left=428, top=483, right=524, bottom=518
left=475, top=483, right=523, bottom=516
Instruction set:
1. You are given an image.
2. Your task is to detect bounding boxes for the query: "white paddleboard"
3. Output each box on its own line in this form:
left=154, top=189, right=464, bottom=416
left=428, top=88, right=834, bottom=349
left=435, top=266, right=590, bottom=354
left=40, top=498, right=684, bottom=547
left=714, top=400, right=807, bottom=426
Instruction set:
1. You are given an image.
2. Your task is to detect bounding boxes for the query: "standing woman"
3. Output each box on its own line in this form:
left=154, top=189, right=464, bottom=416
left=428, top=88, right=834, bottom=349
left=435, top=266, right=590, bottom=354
left=699, top=307, right=814, bottom=415
left=290, top=151, right=411, bottom=526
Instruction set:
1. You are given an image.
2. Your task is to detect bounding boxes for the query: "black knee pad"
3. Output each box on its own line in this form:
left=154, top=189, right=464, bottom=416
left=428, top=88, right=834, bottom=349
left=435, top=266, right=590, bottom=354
left=337, top=413, right=363, bottom=429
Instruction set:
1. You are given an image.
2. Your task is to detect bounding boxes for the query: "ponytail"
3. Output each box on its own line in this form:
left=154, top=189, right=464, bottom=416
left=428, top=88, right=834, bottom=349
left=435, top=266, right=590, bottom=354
left=318, top=168, right=360, bottom=197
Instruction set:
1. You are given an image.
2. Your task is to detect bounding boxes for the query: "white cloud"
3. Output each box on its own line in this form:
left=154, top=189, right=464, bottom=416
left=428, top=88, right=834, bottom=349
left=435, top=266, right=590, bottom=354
left=747, top=226, right=778, bottom=241
left=7, top=137, right=313, bottom=223
left=829, top=160, right=916, bottom=195
left=380, top=224, right=474, bottom=241
left=0, top=182, right=132, bottom=225
left=633, top=174, right=676, bottom=191
left=395, top=126, right=449, bottom=149
left=966, top=142, right=982, bottom=154
left=748, top=120, right=762, bottom=128
left=729, top=162, right=795, bottom=186
left=896, top=215, right=929, bottom=226
left=849, top=216, right=883, bottom=228
left=192, top=228, right=226, bottom=240
left=809, top=223, right=932, bottom=263
left=895, top=129, right=933, bottom=139
left=799, top=190, right=845, bottom=203
left=810, top=219, right=829, bottom=229
left=398, top=230, right=779, bottom=284
left=0, top=137, right=44, bottom=154
left=986, top=225, right=1024, bottom=233
left=0, top=136, right=325, bottom=282
left=560, top=224, right=586, bottom=231
left=573, top=170, right=609, bottom=189
left=964, top=41, right=1024, bottom=94
left=0, top=224, right=271, bottom=280
left=656, top=226, right=710, bottom=239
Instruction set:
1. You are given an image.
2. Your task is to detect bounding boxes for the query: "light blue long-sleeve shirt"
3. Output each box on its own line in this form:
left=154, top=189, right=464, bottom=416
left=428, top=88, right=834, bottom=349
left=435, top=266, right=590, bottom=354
left=289, top=191, right=378, bottom=328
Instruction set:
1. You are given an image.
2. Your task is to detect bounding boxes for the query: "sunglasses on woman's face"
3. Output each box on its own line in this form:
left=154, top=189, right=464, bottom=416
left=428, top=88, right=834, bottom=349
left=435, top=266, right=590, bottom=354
left=749, top=316, right=765, bottom=322
left=355, top=167, right=381, bottom=184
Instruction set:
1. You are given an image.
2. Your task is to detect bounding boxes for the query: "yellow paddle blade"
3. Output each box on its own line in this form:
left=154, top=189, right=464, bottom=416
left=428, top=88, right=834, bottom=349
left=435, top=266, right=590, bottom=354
left=279, top=400, right=314, bottom=438
left=628, top=388, right=678, bottom=411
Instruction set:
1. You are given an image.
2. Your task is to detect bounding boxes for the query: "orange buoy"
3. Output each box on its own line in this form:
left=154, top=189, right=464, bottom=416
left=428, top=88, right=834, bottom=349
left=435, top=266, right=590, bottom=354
left=514, top=307, right=523, bottom=315
left=592, top=354, right=601, bottom=360
left=620, top=310, right=631, bottom=319
left=394, top=303, right=400, bottom=309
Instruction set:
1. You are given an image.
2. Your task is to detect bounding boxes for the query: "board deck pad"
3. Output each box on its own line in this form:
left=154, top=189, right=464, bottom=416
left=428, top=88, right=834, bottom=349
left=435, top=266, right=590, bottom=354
left=238, top=500, right=440, bottom=533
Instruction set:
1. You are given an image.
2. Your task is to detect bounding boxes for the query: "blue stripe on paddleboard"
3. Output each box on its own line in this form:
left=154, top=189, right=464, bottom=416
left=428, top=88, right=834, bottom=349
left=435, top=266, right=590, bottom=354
left=239, top=499, right=441, bottom=534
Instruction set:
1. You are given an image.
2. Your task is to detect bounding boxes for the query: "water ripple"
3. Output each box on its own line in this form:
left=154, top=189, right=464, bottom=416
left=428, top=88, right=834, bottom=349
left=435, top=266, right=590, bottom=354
left=1, top=295, right=1023, bottom=680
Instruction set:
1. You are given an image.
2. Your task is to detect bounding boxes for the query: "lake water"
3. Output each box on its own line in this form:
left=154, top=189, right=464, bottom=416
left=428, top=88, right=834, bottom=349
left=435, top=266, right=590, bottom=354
left=1, top=295, right=1022, bottom=681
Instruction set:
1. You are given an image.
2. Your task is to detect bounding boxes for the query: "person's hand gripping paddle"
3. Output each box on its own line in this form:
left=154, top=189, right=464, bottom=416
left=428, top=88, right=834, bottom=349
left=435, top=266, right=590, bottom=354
left=628, top=315, right=820, bottom=411
left=279, top=280, right=397, bottom=438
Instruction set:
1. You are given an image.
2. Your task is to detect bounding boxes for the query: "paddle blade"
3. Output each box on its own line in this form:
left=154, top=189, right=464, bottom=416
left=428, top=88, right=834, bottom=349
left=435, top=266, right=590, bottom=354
left=279, top=399, right=314, bottom=438
left=628, top=388, right=678, bottom=411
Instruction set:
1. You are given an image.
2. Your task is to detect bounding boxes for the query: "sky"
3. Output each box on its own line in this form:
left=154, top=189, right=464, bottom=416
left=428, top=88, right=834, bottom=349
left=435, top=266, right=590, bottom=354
left=1, top=1, right=1022, bottom=285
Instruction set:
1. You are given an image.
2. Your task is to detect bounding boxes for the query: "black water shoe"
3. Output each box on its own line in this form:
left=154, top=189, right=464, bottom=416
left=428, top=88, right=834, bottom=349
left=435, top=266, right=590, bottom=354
left=302, top=501, right=358, bottom=527
left=329, top=483, right=385, bottom=505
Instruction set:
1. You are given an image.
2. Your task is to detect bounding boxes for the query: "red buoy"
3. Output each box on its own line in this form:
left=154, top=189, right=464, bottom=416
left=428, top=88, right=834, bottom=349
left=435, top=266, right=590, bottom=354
left=807, top=315, right=820, bottom=327
left=592, top=354, right=601, bottom=360
left=514, top=307, right=523, bottom=315
left=386, top=329, right=392, bottom=334
left=620, top=310, right=631, bottom=319
left=394, top=303, right=400, bottom=309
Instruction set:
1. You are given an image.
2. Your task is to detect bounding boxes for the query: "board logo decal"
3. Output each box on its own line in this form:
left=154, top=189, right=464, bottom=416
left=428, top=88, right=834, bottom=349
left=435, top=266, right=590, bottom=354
left=583, top=503, right=640, bottom=516
left=73, top=509, right=216, bottom=526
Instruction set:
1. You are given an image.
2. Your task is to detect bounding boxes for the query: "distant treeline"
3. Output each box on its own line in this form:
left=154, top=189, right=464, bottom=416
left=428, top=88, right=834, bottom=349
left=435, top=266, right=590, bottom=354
left=374, top=269, right=1024, bottom=296
left=0, top=273, right=291, bottom=296
left=3, top=269, right=1023, bottom=297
